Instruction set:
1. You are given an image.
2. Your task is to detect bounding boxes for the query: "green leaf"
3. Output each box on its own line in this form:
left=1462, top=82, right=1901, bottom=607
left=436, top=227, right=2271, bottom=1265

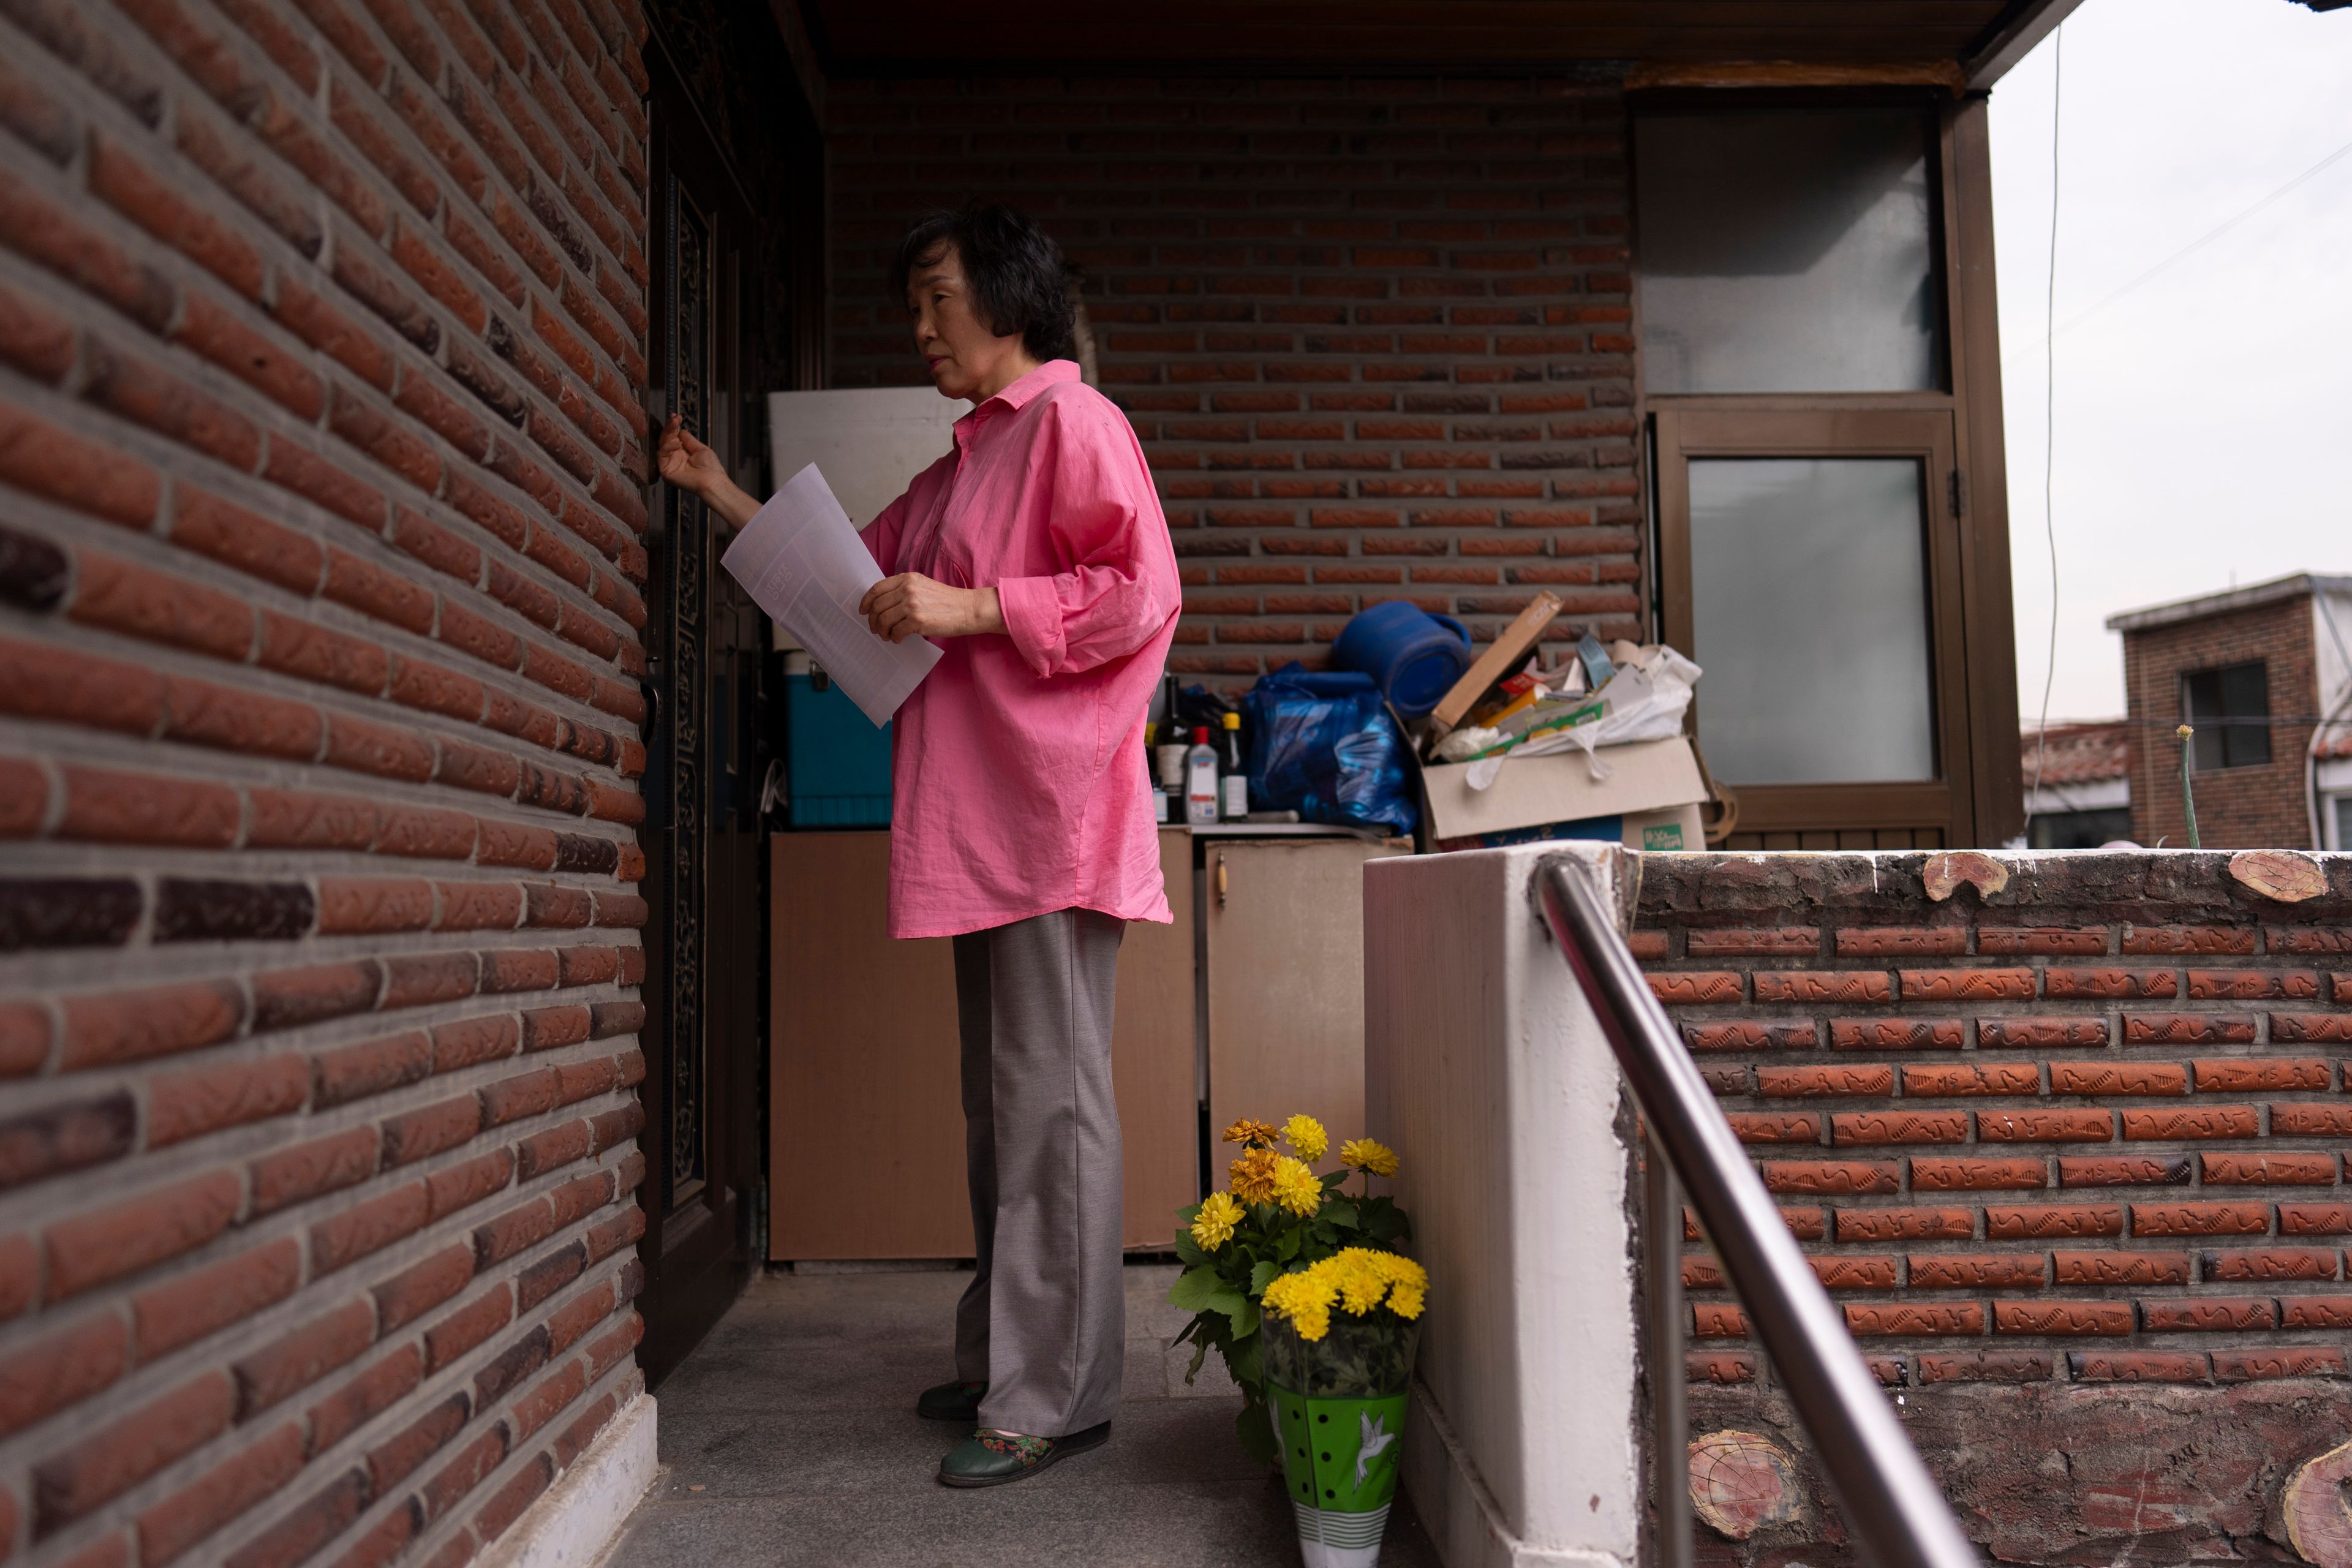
left=1237, top=1400, right=1280, bottom=1467
left=1169, top=1265, right=1226, bottom=1312
left=1249, top=1259, right=1284, bottom=1296
left=1321, top=1169, right=1352, bottom=1189
left=1276, top=1228, right=1302, bottom=1262
left=1172, top=1231, right=1208, bottom=1267
left=1177, top=1202, right=1203, bottom=1223
left=1182, top=1338, right=1207, bottom=1384
left=1322, top=1200, right=1359, bottom=1229
left=1205, top=1288, right=1249, bottom=1325
left=1232, top=1298, right=1261, bottom=1339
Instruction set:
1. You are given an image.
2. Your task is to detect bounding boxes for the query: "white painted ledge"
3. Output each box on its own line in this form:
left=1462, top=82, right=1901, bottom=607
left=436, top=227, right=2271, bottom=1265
left=480, top=1392, right=658, bottom=1568
left=1365, top=844, right=1640, bottom=1568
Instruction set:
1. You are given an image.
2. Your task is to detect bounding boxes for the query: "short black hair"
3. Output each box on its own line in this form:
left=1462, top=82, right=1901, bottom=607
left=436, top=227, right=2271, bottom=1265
left=891, top=203, right=1076, bottom=363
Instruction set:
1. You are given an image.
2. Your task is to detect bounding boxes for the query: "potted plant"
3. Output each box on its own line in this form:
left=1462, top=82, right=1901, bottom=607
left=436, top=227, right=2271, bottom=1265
left=1169, top=1115, right=1412, bottom=1465
left=1261, top=1247, right=1427, bottom=1567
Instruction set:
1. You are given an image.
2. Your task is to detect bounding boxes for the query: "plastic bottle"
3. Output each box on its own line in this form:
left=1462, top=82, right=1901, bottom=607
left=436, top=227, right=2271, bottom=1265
left=1219, top=710, right=1248, bottom=820
left=1184, top=726, right=1220, bottom=826
left=1145, top=722, right=1169, bottom=823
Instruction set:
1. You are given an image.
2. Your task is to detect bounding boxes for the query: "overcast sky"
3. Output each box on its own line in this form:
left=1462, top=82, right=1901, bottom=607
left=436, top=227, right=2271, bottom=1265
left=1989, top=0, right=2352, bottom=725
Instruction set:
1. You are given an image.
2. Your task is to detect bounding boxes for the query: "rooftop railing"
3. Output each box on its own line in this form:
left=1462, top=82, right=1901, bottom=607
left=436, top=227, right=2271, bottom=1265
left=1536, top=853, right=1981, bottom=1568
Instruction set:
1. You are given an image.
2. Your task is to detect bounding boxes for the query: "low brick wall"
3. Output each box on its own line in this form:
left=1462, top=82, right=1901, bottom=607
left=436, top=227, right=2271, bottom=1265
left=1635, top=849, right=2352, bottom=1562
left=0, top=0, right=656, bottom=1564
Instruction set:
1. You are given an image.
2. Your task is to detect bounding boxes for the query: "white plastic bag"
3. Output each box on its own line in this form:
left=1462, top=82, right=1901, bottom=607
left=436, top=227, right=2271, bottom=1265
left=1464, top=647, right=1700, bottom=790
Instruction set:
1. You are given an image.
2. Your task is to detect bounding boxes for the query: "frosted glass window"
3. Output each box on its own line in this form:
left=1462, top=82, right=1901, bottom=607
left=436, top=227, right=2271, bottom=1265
left=1689, top=459, right=1935, bottom=784
left=1637, top=113, right=1942, bottom=393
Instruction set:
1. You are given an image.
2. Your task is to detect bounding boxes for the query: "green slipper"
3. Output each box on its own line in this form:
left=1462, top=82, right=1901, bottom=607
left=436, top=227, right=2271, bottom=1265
left=937, top=1422, right=1112, bottom=1488
left=916, top=1380, right=987, bottom=1422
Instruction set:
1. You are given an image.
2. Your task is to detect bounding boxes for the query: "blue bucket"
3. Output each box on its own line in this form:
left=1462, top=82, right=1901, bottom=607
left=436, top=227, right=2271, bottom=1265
left=1330, top=601, right=1473, bottom=719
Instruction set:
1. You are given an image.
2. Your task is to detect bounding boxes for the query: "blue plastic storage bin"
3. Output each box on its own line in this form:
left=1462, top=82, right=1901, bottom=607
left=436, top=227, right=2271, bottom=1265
left=1329, top=601, right=1474, bottom=719
left=785, top=671, right=892, bottom=826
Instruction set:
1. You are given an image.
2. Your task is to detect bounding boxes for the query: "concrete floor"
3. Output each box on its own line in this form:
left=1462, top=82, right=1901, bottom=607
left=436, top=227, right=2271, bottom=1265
left=605, top=1262, right=1444, bottom=1568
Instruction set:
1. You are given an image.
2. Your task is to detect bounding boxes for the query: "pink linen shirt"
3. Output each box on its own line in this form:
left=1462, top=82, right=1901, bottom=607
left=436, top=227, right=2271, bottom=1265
left=860, top=360, right=1181, bottom=940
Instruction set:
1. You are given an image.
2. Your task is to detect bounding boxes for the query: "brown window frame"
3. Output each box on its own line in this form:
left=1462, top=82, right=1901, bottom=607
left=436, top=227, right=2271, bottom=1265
left=1633, top=91, right=2022, bottom=850
left=1656, top=404, right=1967, bottom=845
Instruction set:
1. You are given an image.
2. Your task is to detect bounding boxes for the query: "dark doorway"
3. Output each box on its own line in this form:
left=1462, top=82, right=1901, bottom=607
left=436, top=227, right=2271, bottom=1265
left=636, top=17, right=821, bottom=1383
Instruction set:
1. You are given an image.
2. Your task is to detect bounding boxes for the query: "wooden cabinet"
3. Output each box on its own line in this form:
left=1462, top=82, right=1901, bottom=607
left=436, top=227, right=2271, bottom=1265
left=767, top=829, right=1196, bottom=1259
left=1204, top=837, right=1412, bottom=1174
left=767, top=828, right=1407, bottom=1259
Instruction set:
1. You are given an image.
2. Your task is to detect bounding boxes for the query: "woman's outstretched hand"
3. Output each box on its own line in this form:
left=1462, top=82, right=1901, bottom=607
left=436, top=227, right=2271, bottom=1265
left=655, top=413, right=759, bottom=532
left=860, top=574, right=1005, bottom=643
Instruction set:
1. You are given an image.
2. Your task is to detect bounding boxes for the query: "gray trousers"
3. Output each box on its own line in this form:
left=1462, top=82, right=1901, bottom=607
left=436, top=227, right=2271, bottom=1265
left=951, top=907, right=1126, bottom=1439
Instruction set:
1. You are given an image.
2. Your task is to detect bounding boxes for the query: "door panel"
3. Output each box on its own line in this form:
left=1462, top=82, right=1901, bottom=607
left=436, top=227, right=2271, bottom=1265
left=636, top=43, right=764, bottom=1384
left=767, top=828, right=1201, bottom=1259
left=1204, top=839, right=1410, bottom=1175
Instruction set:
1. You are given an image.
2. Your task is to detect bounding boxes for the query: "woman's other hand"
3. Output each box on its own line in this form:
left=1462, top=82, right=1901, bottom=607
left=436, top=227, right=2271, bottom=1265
left=859, top=574, right=1006, bottom=642
left=655, top=414, right=760, bottom=532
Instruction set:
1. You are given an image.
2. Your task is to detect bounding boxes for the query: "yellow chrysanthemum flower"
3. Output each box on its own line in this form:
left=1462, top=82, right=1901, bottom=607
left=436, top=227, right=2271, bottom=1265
left=1230, top=1147, right=1281, bottom=1204
left=1222, top=1118, right=1280, bottom=1148
left=1191, top=1191, right=1244, bottom=1251
left=1340, top=1137, right=1400, bottom=1178
left=1259, top=1248, right=1430, bottom=1340
left=1270, top=1155, right=1322, bottom=1218
left=1336, top=1257, right=1386, bottom=1315
left=1281, top=1114, right=1329, bottom=1164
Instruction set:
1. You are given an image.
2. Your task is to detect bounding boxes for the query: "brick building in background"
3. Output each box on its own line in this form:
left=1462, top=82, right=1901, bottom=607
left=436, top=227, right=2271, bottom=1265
left=2109, top=573, right=2352, bottom=851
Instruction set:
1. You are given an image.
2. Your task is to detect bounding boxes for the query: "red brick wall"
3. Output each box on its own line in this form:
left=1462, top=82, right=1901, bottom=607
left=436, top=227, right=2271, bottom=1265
left=823, top=74, right=1643, bottom=680
left=2125, top=595, right=2318, bottom=850
left=0, top=0, right=655, bottom=1563
left=1637, top=849, right=2352, bottom=1562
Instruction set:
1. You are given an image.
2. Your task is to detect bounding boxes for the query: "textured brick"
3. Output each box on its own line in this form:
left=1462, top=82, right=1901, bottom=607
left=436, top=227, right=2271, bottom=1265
left=1829, top=1018, right=1964, bottom=1050
left=1845, top=1302, right=1983, bottom=1337
left=1755, top=971, right=1891, bottom=1006
left=1977, top=1017, right=2109, bottom=1049
left=1901, top=1061, right=2044, bottom=1097
left=2057, top=1154, right=2192, bottom=1188
left=2067, top=1352, right=2211, bottom=1384
left=45, top=1170, right=243, bottom=1298
left=1994, top=1300, right=2132, bottom=1336
left=1907, top=1253, right=2044, bottom=1289
left=1977, top=1107, right=2112, bottom=1143
left=1910, top=1157, right=2046, bottom=1191
left=1831, top=1111, right=1968, bottom=1147
left=2048, top=1061, right=2187, bottom=1097
left=32, top=1371, right=233, bottom=1534
left=1916, top=1352, right=2052, bottom=1384
left=2052, top=1250, right=2192, bottom=1286
left=2198, top=1150, right=2337, bottom=1185
left=1759, top=1160, right=1898, bottom=1197
left=1985, top=1205, right=2123, bottom=1240
left=2124, top=1013, right=2256, bottom=1046
left=2119, top=1105, right=2258, bottom=1141
left=2130, top=1202, right=2270, bottom=1237
left=1834, top=1207, right=1972, bottom=1243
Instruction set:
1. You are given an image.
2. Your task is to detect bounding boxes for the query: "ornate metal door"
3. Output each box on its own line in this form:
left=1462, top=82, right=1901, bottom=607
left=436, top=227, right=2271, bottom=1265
left=637, top=40, right=767, bottom=1383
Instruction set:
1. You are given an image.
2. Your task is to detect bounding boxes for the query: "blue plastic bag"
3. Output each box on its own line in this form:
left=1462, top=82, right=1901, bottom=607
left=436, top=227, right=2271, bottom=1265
left=1243, top=663, right=1418, bottom=837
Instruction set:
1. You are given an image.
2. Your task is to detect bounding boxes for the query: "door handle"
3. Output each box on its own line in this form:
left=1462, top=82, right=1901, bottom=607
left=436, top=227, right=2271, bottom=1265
left=1216, top=857, right=1228, bottom=905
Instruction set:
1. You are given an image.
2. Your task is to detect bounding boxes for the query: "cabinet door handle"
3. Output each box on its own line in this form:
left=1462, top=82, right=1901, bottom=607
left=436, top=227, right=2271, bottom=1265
left=1216, top=858, right=1228, bottom=905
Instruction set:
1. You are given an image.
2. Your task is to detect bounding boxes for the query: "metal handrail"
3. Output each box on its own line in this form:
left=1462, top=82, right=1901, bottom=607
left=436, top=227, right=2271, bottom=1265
left=1536, top=854, right=1980, bottom=1568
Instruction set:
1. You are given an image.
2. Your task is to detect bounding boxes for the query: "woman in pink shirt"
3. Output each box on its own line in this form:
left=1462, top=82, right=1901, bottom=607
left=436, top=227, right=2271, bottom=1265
left=657, top=204, right=1180, bottom=1489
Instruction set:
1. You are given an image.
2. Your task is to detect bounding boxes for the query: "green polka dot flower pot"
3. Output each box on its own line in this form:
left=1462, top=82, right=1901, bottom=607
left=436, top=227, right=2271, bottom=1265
left=1264, top=1314, right=1419, bottom=1568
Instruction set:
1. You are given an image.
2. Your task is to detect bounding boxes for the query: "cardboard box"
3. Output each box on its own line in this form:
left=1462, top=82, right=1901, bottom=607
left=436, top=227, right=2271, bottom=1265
left=1422, top=736, right=1708, bottom=850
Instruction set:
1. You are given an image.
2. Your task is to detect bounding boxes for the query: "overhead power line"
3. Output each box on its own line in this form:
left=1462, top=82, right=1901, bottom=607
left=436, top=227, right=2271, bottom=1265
left=2008, top=129, right=2352, bottom=365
